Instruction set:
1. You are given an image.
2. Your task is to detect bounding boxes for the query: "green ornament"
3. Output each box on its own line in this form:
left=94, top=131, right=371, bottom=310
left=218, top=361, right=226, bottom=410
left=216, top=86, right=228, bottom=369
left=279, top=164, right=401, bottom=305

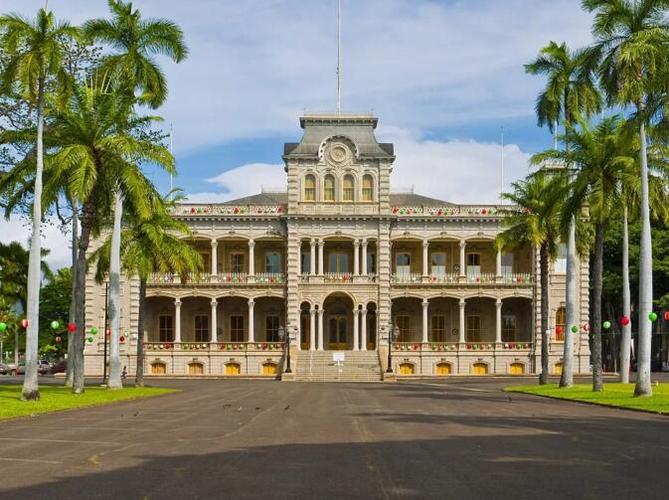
left=87, top=336, right=94, bottom=343
left=603, top=321, right=611, bottom=330
left=0, top=322, right=6, bottom=332
left=91, top=327, right=98, bottom=335
left=649, top=312, right=658, bottom=322
left=50, top=320, right=60, bottom=330
left=571, top=325, right=578, bottom=333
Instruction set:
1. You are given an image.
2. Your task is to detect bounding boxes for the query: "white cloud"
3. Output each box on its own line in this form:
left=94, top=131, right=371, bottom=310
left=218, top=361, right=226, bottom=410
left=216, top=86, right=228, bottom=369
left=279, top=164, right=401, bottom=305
left=186, top=131, right=530, bottom=205
left=0, top=216, right=72, bottom=271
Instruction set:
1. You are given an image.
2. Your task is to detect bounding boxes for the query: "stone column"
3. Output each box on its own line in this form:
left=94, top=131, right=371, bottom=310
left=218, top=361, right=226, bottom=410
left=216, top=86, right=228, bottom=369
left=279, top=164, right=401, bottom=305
left=247, top=299, right=255, bottom=343
left=459, top=240, right=466, bottom=278
left=496, top=249, right=502, bottom=278
left=422, top=299, right=429, bottom=343
left=318, top=239, right=325, bottom=275
left=360, top=309, right=368, bottom=351
left=248, top=240, right=255, bottom=276
left=317, top=308, right=324, bottom=350
left=459, top=299, right=466, bottom=343
left=174, top=299, right=182, bottom=343
left=211, top=240, right=218, bottom=277
left=422, top=240, right=429, bottom=277
left=310, top=239, right=316, bottom=275
left=309, top=309, right=316, bottom=351
left=210, top=299, right=218, bottom=343
left=353, top=240, right=360, bottom=276
left=495, top=299, right=503, bottom=344
left=353, top=308, right=360, bottom=351
left=361, top=240, right=368, bottom=276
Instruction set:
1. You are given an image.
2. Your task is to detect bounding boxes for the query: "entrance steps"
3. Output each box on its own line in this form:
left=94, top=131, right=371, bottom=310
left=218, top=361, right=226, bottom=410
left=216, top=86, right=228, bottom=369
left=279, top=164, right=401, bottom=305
left=295, top=351, right=382, bottom=382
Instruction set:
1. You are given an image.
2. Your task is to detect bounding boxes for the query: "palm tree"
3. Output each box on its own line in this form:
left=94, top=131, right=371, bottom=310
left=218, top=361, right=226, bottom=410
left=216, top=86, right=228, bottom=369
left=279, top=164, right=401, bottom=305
left=38, top=80, right=174, bottom=393
left=90, top=191, right=202, bottom=386
left=84, top=0, right=187, bottom=389
left=0, top=8, right=78, bottom=400
left=525, top=41, right=601, bottom=388
left=582, top=0, right=669, bottom=397
left=497, top=172, right=564, bottom=384
left=534, top=116, right=638, bottom=391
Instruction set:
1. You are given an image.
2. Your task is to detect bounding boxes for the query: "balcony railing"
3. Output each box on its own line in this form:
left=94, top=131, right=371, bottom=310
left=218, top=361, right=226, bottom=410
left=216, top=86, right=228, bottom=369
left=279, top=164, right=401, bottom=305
left=144, top=341, right=285, bottom=352
left=498, top=273, right=533, bottom=284
left=391, top=272, right=422, bottom=283
left=147, top=272, right=286, bottom=286
left=391, top=341, right=533, bottom=352
left=254, top=273, right=285, bottom=284
left=324, top=272, right=354, bottom=283
left=426, top=273, right=459, bottom=283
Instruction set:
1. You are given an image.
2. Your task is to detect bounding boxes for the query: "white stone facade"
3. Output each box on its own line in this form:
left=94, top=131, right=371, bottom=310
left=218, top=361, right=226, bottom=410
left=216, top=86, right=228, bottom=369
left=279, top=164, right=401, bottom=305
left=83, top=113, right=590, bottom=379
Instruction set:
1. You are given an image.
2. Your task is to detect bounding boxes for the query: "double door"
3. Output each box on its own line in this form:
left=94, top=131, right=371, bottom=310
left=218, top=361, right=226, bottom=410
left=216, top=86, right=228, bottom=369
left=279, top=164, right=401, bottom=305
left=328, top=315, right=348, bottom=350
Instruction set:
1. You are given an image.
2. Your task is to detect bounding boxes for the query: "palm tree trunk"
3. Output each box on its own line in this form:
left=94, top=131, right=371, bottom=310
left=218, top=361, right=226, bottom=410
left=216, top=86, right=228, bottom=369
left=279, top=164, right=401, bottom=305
left=540, top=242, right=549, bottom=385
left=65, top=197, right=78, bottom=387
left=135, top=278, right=146, bottom=387
left=22, top=80, right=45, bottom=402
left=592, top=223, right=604, bottom=392
left=107, top=191, right=123, bottom=389
left=72, top=199, right=96, bottom=394
left=620, top=204, right=632, bottom=383
left=561, top=218, right=578, bottom=387
left=635, top=120, right=653, bottom=397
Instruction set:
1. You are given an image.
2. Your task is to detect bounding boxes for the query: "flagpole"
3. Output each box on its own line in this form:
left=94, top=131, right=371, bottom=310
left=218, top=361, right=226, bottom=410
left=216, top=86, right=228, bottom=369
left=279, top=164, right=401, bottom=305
left=500, top=126, right=504, bottom=204
left=336, top=0, right=341, bottom=113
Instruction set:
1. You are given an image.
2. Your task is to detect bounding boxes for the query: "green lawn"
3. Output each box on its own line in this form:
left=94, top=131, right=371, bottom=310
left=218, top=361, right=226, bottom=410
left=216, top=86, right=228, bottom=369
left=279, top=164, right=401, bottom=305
left=506, top=383, right=669, bottom=414
left=0, top=385, right=176, bottom=421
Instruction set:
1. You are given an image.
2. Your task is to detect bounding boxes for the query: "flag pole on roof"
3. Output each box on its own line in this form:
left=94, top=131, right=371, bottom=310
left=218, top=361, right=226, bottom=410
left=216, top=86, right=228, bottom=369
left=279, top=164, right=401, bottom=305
left=336, top=0, right=342, bottom=114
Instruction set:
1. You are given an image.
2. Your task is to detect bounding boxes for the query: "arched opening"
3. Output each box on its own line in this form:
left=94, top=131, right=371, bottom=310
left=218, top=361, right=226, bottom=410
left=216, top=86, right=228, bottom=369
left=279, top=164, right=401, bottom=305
left=554, top=362, right=563, bottom=375
left=150, top=362, right=166, bottom=375
left=253, top=296, right=285, bottom=342
left=472, top=362, right=488, bottom=375
left=343, top=174, right=354, bottom=202
left=399, top=363, right=415, bottom=375
left=502, top=298, right=533, bottom=342
left=262, top=362, right=278, bottom=376
left=509, top=362, right=525, bottom=375
left=391, top=297, right=422, bottom=343
left=323, top=293, right=354, bottom=350
left=435, top=362, right=452, bottom=376
left=555, top=306, right=566, bottom=341
left=366, top=302, right=377, bottom=350
left=428, top=297, right=460, bottom=343
left=464, top=297, right=496, bottom=343
left=323, top=174, right=335, bottom=202
left=188, top=362, right=204, bottom=375
left=362, top=174, right=374, bottom=201
left=300, top=302, right=311, bottom=350
left=145, top=296, right=176, bottom=343
left=304, top=174, right=316, bottom=201
left=217, top=296, right=249, bottom=342
left=180, top=297, right=213, bottom=342
left=225, top=362, right=241, bottom=375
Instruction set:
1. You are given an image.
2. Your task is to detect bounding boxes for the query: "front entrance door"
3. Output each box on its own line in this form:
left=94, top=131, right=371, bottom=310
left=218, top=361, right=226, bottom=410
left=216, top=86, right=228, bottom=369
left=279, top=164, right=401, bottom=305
left=328, top=316, right=348, bottom=350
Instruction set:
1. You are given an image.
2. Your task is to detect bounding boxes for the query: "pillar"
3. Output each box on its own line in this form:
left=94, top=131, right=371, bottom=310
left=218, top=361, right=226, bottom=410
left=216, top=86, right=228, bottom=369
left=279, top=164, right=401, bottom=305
left=353, top=240, right=360, bottom=276
left=317, top=308, right=324, bottom=350
left=247, top=299, right=255, bottom=342
left=353, top=308, right=360, bottom=351
left=361, top=240, right=368, bottom=276
left=495, top=299, right=503, bottom=344
left=248, top=240, right=255, bottom=276
left=211, top=240, right=218, bottom=276
left=459, top=299, right=466, bottom=343
left=422, top=240, right=429, bottom=276
left=318, top=239, right=324, bottom=275
left=309, top=309, right=316, bottom=351
left=360, top=309, right=368, bottom=351
left=422, top=299, right=429, bottom=343
left=174, top=299, right=182, bottom=343
left=210, top=299, right=218, bottom=343
left=459, top=240, right=466, bottom=278
left=310, top=239, right=316, bottom=275
left=496, top=249, right=502, bottom=277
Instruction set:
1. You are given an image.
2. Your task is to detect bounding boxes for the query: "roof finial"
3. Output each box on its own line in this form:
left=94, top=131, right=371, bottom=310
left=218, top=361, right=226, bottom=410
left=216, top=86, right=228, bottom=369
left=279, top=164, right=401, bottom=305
left=336, top=0, right=342, bottom=114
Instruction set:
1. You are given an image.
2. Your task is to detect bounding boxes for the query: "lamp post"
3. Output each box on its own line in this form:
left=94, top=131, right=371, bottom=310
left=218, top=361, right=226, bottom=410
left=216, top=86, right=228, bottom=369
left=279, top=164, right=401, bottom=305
left=102, top=281, right=109, bottom=385
left=279, top=326, right=293, bottom=374
left=385, top=324, right=397, bottom=373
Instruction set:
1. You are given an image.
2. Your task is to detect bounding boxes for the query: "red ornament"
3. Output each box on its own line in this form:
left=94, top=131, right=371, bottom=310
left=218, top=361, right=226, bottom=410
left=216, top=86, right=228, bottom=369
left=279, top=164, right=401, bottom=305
left=583, top=323, right=590, bottom=332
left=20, top=319, right=28, bottom=329
left=556, top=326, right=563, bottom=335
left=67, top=322, right=76, bottom=333
left=106, top=328, right=111, bottom=337
left=664, top=311, right=669, bottom=322
left=621, top=316, right=631, bottom=326
left=119, top=335, right=125, bottom=343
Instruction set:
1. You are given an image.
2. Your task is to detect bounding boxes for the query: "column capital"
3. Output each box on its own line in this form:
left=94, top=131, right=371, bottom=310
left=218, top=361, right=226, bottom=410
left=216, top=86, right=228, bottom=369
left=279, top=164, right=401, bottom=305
left=318, top=239, right=325, bottom=247
left=496, top=298, right=503, bottom=307
left=317, top=308, right=324, bottom=316
left=248, top=239, right=255, bottom=248
left=174, top=298, right=182, bottom=307
left=310, top=238, right=317, bottom=246
left=211, top=239, right=218, bottom=247
left=360, top=308, right=368, bottom=316
left=354, top=239, right=360, bottom=248
left=459, top=239, right=466, bottom=248
left=459, top=299, right=466, bottom=307
left=361, top=238, right=368, bottom=247
left=310, top=308, right=317, bottom=315
left=211, top=299, right=218, bottom=307
left=248, top=298, right=255, bottom=306
left=422, top=239, right=429, bottom=248
left=422, top=298, right=429, bottom=307
left=353, top=308, right=360, bottom=316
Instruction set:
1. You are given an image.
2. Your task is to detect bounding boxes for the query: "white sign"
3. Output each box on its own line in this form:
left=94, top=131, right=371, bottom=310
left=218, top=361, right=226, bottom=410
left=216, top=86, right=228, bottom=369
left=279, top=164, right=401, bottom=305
left=332, top=352, right=345, bottom=362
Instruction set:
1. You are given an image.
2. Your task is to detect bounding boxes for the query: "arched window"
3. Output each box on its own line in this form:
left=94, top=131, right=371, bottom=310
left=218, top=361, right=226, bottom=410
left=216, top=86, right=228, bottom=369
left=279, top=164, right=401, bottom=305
left=304, top=174, right=316, bottom=201
left=324, top=174, right=335, bottom=201
left=362, top=175, right=374, bottom=201
left=555, top=306, right=566, bottom=341
left=343, top=174, right=354, bottom=201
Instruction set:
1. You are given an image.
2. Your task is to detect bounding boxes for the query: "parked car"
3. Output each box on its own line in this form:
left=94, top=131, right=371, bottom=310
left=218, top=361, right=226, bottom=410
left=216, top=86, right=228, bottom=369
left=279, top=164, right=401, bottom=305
left=38, top=360, right=51, bottom=375
left=11, top=364, right=25, bottom=376
left=50, top=360, right=67, bottom=375
left=0, top=363, right=11, bottom=375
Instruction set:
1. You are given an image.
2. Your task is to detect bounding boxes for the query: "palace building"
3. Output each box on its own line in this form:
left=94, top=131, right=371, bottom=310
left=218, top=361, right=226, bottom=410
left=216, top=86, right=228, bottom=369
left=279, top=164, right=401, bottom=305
left=83, top=113, right=590, bottom=381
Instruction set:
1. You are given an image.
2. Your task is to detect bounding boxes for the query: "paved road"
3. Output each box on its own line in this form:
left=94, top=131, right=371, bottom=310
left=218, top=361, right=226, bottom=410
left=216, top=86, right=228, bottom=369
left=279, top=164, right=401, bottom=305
left=1, top=378, right=668, bottom=499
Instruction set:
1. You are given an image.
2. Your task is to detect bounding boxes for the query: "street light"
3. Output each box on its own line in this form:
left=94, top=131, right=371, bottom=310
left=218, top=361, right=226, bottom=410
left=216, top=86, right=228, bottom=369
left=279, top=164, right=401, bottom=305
left=385, top=324, right=398, bottom=373
left=278, top=325, right=293, bottom=374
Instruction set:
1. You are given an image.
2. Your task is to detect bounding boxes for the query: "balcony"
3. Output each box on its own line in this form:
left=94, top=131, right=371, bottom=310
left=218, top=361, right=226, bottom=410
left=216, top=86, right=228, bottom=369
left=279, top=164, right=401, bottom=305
left=390, top=272, right=533, bottom=287
left=144, top=341, right=285, bottom=352
left=391, top=342, right=533, bottom=352
left=147, top=272, right=285, bottom=287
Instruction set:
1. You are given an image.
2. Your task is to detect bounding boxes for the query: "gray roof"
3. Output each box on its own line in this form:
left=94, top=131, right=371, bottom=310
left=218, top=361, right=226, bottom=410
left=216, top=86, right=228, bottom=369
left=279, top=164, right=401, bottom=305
left=218, top=191, right=453, bottom=207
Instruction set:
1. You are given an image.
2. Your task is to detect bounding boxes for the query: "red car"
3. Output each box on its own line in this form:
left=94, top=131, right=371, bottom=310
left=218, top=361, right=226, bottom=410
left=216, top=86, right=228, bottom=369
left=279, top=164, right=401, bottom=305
left=50, top=360, right=67, bottom=374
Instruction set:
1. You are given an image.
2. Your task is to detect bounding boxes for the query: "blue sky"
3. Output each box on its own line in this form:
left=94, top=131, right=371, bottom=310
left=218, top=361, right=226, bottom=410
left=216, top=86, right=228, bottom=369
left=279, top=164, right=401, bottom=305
left=2, top=0, right=595, bottom=267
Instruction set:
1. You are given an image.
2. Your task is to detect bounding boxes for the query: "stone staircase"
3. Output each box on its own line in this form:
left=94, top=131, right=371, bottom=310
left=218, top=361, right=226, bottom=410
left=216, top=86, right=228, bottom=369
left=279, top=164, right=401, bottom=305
left=294, top=351, right=383, bottom=382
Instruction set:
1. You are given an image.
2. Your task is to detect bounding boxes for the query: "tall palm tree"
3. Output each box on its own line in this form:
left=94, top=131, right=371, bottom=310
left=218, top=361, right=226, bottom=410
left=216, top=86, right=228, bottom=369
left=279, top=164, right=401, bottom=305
left=525, top=41, right=601, bottom=388
left=0, top=8, right=78, bottom=400
left=90, top=191, right=202, bottom=386
left=497, top=172, right=564, bottom=384
left=583, top=0, right=669, bottom=397
left=534, top=116, right=637, bottom=391
left=38, top=80, right=174, bottom=393
left=84, top=0, right=187, bottom=389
